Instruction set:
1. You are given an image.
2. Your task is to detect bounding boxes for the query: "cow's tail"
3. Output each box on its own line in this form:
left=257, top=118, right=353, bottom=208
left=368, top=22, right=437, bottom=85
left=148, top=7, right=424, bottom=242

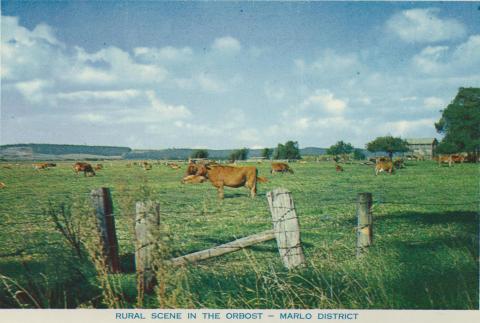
left=257, top=176, right=268, bottom=183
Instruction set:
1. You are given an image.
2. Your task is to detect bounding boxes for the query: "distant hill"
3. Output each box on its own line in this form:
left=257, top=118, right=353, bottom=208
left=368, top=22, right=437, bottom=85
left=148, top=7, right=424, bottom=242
left=0, top=144, right=131, bottom=160
left=125, top=147, right=328, bottom=160
left=0, top=143, right=350, bottom=161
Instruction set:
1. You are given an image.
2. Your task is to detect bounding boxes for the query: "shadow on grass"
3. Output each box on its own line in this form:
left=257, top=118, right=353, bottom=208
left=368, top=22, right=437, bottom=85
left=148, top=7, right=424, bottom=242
left=375, top=210, right=478, bottom=226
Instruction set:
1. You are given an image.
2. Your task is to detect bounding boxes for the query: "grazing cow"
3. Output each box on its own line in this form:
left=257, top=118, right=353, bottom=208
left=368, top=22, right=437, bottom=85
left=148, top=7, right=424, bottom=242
left=271, top=162, right=294, bottom=174
left=186, top=161, right=208, bottom=176
left=95, top=164, right=103, bottom=171
left=32, top=163, right=49, bottom=170
left=436, top=155, right=453, bottom=167
left=73, top=162, right=96, bottom=176
left=0, top=182, right=5, bottom=189
left=143, top=162, right=152, bottom=170
left=375, top=160, right=394, bottom=175
left=393, top=158, right=405, bottom=169
left=204, top=164, right=264, bottom=199
left=167, top=162, right=181, bottom=170
left=181, top=174, right=208, bottom=184
left=335, top=164, right=344, bottom=172
left=451, top=154, right=465, bottom=163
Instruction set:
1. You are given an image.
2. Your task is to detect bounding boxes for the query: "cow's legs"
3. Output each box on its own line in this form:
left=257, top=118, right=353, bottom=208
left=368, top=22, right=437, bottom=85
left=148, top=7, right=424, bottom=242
left=217, top=182, right=224, bottom=199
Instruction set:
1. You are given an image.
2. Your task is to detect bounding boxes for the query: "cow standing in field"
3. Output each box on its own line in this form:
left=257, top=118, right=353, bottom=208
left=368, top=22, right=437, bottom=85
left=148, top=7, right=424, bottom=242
left=167, top=162, right=181, bottom=170
left=199, top=164, right=267, bottom=199
left=375, top=160, right=394, bottom=175
left=271, top=162, right=294, bottom=174
left=451, top=154, right=465, bottom=163
left=73, top=162, right=96, bottom=177
left=32, top=163, right=49, bottom=170
left=393, top=158, right=405, bottom=169
left=143, top=161, right=152, bottom=170
left=186, top=161, right=208, bottom=176
left=205, top=164, right=263, bottom=199
left=435, top=155, right=453, bottom=167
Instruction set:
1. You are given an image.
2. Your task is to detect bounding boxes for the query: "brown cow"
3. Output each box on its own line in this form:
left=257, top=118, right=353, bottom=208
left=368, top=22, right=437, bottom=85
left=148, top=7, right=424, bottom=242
left=143, top=162, right=152, bottom=170
left=167, top=162, right=181, bottom=170
left=393, top=158, right=405, bottom=169
left=204, top=164, right=262, bottom=199
left=335, top=164, right=344, bottom=172
left=451, top=154, right=465, bottom=163
left=33, top=163, right=49, bottom=170
left=271, top=162, right=294, bottom=174
left=73, top=162, right=96, bottom=176
left=375, top=160, right=393, bottom=175
left=436, top=155, right=453, bottom=167
left=186, top=161, right=208, bottom=176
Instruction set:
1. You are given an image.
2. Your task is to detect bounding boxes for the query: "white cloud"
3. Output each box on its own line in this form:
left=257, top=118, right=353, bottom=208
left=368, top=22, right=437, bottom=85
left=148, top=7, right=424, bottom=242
left=212, top=36, right=241, bottom=53
left=451, top=35, right=480, bottom=68
left=302, top=89, right=347, bottom=116
left=412, top=35, right=480, bottom=76
left=196, top=72, right=226, bottom=93
left=134, top=46, right=193, bottom=63
left=380, top=118, right=436, bottom=137
left=387, top=8, right=466, bottom=43
left=296, top=50, right=365, bottom=77
left=56, top=89, right=142, bottom=102
left=14, top=79, right=52, bottom=104
left=74, top=113, right=108, bottom=123
left=423, top=97, right=445, bottom=109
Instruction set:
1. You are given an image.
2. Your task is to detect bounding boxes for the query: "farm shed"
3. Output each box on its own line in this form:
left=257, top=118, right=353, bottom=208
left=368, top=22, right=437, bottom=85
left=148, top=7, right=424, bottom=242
left=405, top=138, right=438, bottom=159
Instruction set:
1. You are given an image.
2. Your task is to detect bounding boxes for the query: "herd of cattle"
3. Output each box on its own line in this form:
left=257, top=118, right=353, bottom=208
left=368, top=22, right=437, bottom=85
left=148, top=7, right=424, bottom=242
left=0, top=154, right=474, bottom=196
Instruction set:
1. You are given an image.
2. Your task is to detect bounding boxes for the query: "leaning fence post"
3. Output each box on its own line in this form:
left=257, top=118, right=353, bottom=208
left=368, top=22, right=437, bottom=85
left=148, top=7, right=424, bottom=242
left=90, top=187, right=121, bottom=273
left=356, top=192, right=373, bottom=256
left=267, top=188, right=306, bottom=269
left=135, top=201, right=160, bottom=294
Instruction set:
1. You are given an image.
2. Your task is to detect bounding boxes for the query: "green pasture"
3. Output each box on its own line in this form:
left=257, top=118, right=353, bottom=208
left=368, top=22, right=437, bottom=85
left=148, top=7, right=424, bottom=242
left=0, top=160, right=478, bottom=309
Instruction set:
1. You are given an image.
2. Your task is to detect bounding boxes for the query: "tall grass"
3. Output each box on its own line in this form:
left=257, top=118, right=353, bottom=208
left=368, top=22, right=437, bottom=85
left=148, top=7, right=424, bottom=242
left=0, top=160, right=478, bottom=308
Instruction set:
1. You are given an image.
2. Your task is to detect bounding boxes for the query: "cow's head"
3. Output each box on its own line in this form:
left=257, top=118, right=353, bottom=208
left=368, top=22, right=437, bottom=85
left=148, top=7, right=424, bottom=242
left=181, top=175, right=207, bottom=184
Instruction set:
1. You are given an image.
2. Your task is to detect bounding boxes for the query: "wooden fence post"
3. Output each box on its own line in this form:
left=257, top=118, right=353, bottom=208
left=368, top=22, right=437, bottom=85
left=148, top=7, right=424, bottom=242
left=266, top=188, right=306, bottom=269
left=356, top=192, right=373, bottom=256
left=90, top=187, right=120, bottom=273
left=135, top=201, right=160, bottom=294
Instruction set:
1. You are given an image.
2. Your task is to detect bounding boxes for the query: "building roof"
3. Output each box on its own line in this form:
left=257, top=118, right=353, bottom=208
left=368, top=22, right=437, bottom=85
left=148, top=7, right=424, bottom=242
left=406, top=138, right=438, bottom=145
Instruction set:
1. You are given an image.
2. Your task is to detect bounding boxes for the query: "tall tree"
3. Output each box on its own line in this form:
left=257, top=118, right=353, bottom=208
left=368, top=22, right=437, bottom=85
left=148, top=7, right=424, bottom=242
left=273, top=143, right=286, bottom=159
left=327, top=141, right=354, bottom=158
left=435, top=87, right=480, bottom=160
left=191, top=149, right=209, bottom=159
left=229, top=148, right=249, bottom=162
left=274, top=141, right=301, bottom=160
left=366, top=136, right=409, bottom=159
left=284, top=141, right=301, bottom=160
left=261, top=148, right=273, bottom=160
left=353, top=148, right=366, bottom=160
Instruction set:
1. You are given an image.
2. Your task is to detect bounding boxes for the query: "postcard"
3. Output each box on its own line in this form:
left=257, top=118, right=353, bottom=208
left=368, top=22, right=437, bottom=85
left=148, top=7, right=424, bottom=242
left=1, top=1, right=478, bottom=322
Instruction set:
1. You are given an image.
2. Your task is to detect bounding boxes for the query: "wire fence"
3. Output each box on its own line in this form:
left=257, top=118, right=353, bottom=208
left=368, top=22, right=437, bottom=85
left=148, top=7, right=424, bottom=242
left=1, top=183, right=478, bottom=272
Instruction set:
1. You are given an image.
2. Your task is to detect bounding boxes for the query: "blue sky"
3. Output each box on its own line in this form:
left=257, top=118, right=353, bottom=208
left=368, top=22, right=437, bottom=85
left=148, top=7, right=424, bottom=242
left=1, top=1, right=479, bottom=149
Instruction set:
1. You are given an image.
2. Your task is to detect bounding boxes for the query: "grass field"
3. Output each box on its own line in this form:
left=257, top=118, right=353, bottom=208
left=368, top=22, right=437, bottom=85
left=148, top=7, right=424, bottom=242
left=0, top=160, right=478, bottom=309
